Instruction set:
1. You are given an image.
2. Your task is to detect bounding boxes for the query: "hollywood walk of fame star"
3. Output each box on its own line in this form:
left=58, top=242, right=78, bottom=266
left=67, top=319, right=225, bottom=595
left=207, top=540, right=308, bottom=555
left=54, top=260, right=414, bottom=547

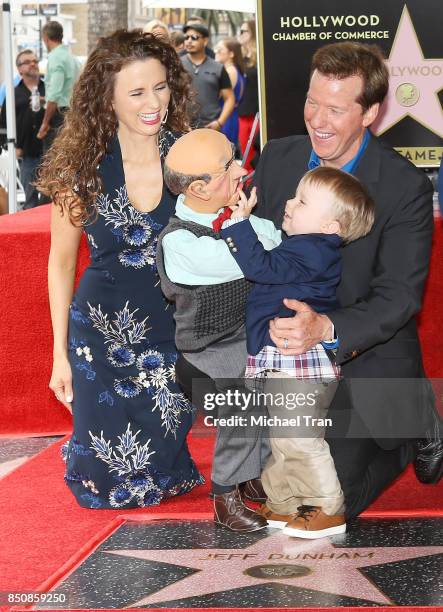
left=105, top=529, right=443, bottom=607
left=372, top=5, right=443, bottom=138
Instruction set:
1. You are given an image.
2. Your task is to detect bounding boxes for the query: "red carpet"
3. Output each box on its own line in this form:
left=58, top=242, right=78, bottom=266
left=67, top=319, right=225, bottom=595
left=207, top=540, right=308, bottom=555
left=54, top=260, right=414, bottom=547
left=0, top=436, right=212, bottom=595
left=12, top=609, right=438, bottom=612
left=0, top=206, right=90, bottom=436
left=418, top=218, right=443, bottom=380
left=1, top=207, right=442, bottom=436
left=0, top=433, right=441, bottom=603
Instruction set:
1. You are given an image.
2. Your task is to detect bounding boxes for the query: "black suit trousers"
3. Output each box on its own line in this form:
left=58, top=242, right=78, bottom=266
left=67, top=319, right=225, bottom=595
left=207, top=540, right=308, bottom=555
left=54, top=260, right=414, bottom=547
left=325, top=381, right=416, bottom=518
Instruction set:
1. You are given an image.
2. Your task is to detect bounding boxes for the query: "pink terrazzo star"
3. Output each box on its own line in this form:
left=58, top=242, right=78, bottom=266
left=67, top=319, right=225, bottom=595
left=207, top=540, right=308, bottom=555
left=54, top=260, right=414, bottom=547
left=106, top=530, right=442, bottom=607
left=372, top=5, right=443, bottom=138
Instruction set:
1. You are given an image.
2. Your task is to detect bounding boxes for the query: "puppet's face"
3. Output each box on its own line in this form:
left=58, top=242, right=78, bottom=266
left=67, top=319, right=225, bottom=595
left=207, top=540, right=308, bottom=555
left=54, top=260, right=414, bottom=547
left=202, top=140, right=246, bottom=210
left=166, top=129, right=247, bottom=213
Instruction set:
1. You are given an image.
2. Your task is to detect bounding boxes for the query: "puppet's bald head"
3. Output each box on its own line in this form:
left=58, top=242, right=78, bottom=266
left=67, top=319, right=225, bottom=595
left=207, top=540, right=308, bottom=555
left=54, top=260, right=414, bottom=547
left=166, top=129, right=232, bottom=177
left=164, top=129, right=247, bottom=213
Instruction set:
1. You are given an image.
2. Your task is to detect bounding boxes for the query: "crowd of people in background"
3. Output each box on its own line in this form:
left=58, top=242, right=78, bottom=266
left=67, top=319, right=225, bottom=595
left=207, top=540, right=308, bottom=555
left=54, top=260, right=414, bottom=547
left=0, top=15, right=260, bottom=213
left=0, top=20, right=80, bottom=210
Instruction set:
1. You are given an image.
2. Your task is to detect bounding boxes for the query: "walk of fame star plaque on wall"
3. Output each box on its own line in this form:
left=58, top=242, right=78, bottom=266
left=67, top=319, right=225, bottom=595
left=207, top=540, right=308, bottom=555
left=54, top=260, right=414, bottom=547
left=257, top=0, right=443, bottom=167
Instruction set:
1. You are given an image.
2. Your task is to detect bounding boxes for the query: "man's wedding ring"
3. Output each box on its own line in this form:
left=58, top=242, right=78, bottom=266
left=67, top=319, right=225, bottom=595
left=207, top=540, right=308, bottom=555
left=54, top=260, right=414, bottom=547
left=283, top=338, right=289, bottom=349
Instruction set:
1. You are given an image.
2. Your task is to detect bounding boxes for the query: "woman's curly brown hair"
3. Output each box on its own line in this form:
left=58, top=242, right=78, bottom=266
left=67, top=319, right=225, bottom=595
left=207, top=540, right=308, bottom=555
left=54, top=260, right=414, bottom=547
left=36, top=29, right=192, bottom=225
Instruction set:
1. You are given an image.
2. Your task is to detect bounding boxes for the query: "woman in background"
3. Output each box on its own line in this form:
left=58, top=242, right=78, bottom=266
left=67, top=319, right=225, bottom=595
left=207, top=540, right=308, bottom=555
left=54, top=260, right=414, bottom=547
left=170, top=30, right=185, bottom=54
left=238, top=19, right=259, bottom=171
left=143, top=19, right=170, bottom=43
left=214, top=38, right=245, bottom=150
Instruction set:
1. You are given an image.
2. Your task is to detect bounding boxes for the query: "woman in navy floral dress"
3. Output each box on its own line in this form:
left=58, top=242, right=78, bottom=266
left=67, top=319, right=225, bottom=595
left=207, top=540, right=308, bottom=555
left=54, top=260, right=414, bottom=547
left=38, top=30, right=204, bottom=509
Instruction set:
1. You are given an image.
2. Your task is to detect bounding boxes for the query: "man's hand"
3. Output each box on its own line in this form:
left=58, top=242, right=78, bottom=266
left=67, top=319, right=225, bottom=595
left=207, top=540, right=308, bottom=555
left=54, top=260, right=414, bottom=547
left=269, top=298, right=333, bottom=355
left=37, top=122, right=50, bottom=140
left=230, top=186, right=257, bottom=220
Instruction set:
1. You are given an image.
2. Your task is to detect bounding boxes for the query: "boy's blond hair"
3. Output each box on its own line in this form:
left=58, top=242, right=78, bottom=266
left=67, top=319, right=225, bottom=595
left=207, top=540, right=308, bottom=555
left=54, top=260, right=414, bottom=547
left=300, top=166, right=375, bottom=243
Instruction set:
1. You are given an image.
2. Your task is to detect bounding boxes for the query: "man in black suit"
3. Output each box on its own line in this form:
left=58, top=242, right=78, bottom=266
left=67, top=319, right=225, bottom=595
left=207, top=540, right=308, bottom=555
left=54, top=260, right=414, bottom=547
left=253, top=42, right=442, bottom=519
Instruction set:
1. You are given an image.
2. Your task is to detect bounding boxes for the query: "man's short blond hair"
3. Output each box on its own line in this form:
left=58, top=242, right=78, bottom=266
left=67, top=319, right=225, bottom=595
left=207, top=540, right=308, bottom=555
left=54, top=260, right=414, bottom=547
left=300, top=166, right=375, bottom=244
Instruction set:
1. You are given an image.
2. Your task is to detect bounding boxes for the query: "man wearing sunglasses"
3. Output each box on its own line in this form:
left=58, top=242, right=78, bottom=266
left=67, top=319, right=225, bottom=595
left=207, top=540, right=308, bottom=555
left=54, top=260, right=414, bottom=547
left=181, top=23, right=235, bottom=131
left=181, top=16, right=215, bottom=58
left=0, top=50, right=45, bottom=209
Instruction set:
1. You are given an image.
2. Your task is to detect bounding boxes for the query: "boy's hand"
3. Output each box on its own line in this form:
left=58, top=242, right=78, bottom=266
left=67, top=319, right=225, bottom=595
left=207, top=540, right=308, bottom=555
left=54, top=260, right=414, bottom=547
left=230, top=187, right=257, bottom=220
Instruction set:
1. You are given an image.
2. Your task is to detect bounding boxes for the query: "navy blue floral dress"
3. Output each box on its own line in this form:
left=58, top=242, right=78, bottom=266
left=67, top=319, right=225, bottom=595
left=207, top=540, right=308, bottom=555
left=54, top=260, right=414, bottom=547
left=63, top=133, right=204, bottom=509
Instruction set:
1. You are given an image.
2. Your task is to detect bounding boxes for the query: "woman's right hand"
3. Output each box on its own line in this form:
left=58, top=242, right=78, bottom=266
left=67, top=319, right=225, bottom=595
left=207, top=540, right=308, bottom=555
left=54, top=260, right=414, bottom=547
left=50, top=354, right=74, bottom=413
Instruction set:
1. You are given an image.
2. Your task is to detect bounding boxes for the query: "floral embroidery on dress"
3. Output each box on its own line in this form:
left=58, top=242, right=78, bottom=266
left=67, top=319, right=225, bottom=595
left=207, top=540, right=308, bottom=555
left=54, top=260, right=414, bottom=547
left=70, top=301, right=91, bottom=326
left=114, top=377, right=143, bottom=398
left=137, top=349, right=164, bottom=371
left=119, top=245, right=157, bottom=269
left=87, top=301, right=192, bottom=437
left=102, top=270, right=115, bottom=284
left=107, top=343, right=137, bottom=368
left=69, top=437, right=94, bottom=456
left=153, top=385, right=191, bottom=437
left=70, top=338, right=97, bottom=381
left=88, top=301, right=150, bottom=346
left=86, top=423, right=203, bottom=507
left=76, top=361, right=96, bottom=381
left=76, top=345, right=93, bottom=362
left=123, top=221, right=152, bottom=246
left=158, top=127, right=178, bottom=160
left=80, top=493, right=102, bottom=509
left=89, top=424, right=162, bottom=508
left=87, top=233, right=98, bottom=249
left=98, top=390, right=114, bottom=406
left=95, top=186, right=162, bottom=270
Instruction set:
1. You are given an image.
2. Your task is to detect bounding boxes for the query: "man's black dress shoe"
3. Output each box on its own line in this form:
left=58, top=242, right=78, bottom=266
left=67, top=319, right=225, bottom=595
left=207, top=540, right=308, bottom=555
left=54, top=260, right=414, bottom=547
left=240, top=478, right=267, bottom=503
left=414, top=418, right=443, bottom=484
left=214, top=487, right=268, bottom=532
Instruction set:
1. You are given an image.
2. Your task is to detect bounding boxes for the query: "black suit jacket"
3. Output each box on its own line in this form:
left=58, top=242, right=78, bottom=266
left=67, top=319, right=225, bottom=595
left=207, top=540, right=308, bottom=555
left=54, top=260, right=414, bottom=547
left=252, top=133, right=435, bottom=447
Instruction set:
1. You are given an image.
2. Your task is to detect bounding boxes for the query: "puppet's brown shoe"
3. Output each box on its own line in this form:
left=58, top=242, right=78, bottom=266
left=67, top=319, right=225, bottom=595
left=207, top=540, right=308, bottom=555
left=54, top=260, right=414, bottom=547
left=240, top=478, right=267, bottom=503
left=214, top=487, right=268, bottom=532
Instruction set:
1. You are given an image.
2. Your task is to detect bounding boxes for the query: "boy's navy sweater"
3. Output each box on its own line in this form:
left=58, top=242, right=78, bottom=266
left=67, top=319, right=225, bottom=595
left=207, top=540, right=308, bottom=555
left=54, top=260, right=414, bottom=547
left=220, top=219, right=342, bottom=356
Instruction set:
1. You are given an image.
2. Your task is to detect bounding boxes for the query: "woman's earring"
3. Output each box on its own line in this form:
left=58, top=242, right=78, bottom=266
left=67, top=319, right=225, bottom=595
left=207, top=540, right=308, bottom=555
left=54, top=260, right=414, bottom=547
left=161, top=108, right=169, bottom=125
